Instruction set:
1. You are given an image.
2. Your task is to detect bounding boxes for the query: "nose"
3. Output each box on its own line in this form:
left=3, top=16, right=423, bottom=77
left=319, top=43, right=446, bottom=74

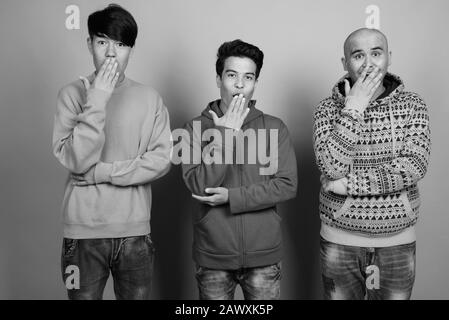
left=234, top=76, right=244, bottom=89
left=106, top=43, right=116, bottom=58
left=362, top=56, right=373, bottom=69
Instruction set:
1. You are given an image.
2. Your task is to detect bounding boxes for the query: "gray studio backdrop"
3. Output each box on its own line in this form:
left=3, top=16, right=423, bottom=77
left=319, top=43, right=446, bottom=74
left=1, top=0, right=448, bottom=299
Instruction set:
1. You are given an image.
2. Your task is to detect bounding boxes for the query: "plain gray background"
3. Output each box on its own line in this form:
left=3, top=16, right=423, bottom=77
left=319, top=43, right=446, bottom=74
left=0, top=0, right=448, bottom=299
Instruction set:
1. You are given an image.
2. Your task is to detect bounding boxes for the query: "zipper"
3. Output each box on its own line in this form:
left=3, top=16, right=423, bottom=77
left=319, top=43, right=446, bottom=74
left=235, top=125, right=245, bottom=267
left=240, top=164, right=245, bottom=267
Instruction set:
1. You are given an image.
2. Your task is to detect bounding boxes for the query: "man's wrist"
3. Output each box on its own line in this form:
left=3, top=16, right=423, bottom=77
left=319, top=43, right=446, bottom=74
left=94, top=162, right=113, bottom=184
left=341, top=107, right=364, bottom=122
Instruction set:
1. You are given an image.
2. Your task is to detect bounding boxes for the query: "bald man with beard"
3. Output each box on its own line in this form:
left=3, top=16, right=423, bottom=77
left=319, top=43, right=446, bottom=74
left=313, top=28, right=431, bottom=300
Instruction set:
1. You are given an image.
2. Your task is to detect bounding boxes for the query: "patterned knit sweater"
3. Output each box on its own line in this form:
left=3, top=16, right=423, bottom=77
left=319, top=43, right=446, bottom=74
left=313, top=73, right=431, bottom=236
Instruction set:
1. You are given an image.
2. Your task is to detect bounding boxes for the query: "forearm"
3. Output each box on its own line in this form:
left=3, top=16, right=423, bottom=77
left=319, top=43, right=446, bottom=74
left=228, top=176, right=297, bottom=213
left=52, top=88, right=110, bottom=174
left=347, top=98, right=431, bottom=196
left=94, top=102, right=173, bottom=186
left=347, top=154, right=429, bottom=196
left=229, top=125, right=298, bottom=214
left=314, top=108, right=363, bottom=179
left=181, top=125, right=234, bottom=196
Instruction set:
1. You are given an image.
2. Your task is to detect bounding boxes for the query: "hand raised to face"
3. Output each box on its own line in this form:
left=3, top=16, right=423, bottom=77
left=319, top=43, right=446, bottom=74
left=208, top=94, right=250, bottom=131
left=80, top=58, right=120, bottom=94
left=344, top=65, right=383, bottom=114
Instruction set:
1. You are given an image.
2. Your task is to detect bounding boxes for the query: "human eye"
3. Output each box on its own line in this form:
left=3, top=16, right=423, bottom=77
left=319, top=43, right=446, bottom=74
left=97, top=40, right=106, bottom=45
left=116, top=42, right=125, bottom=47
left=372, top=51, right=381, bottom=57
left=245, top=75, right=255, bottom=81
left=353, top=53, right=363, bottom=60
left=227, top=72, right=236, bottom=78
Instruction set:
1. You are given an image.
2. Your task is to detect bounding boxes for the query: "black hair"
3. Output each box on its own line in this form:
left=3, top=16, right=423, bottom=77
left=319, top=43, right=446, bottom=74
left=216, top=39, right=264, bottom=79
left=88, top=4, right=138, bottom=47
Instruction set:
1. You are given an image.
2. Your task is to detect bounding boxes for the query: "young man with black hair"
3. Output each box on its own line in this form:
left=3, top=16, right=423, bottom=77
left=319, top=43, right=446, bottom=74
left=313, top=28, right=431, bottom=299
left=53, top=4, right=171, bottom=300
left=181, top=39, right=297, bottom=300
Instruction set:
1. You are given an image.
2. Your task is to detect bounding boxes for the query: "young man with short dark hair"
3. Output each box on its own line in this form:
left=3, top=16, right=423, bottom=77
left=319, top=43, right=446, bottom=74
left=181, top=39, right=297, bottom=300
left=53, top=4, right=171, bottom=300
left=313, top=28, right=431, bottom=300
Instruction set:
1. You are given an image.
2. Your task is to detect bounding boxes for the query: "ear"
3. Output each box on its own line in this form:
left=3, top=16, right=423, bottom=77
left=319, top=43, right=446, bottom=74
left=388, top=51, right=392, bottom=66
left=216, top=74, right=222, bottom=89
left=87, top=37, right=93, bottom=55
left=341, top=57, right=348, bottom=71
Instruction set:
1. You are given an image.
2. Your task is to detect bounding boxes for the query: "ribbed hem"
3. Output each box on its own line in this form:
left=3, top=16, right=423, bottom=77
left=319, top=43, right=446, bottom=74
left=320, top=223, right=416, bottom=247
left=63, top=221, right=150, bottom=239
left=193, top=244, right=282, bottom=270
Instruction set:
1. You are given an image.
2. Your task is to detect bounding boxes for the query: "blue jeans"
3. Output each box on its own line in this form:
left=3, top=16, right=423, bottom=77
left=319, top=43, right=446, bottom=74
left=320, top=237, right=416, bottom=300
left=195, top=263, right=281, bottom=300
left=61, top=234, right=155, bottom=300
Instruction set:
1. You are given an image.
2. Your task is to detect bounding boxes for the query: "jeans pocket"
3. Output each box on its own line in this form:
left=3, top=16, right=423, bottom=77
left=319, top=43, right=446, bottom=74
left=195, top=265, right=204, bottom=276
left=270, top=262, right=282, bottom=273
left=62, top=238, right=78, bottom=258
left=144, top=234, right=155, bottom=253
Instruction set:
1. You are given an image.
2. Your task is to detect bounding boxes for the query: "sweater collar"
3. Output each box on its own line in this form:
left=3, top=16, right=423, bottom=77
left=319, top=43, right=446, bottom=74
left=201, top=99, right=263, bottom=125
left=332, top=72, right=404, bottom=107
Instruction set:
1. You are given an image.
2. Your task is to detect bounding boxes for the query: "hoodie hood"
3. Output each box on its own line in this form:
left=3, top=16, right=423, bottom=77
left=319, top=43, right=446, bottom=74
left=331, top=72, right=405, bottom=108
left=201, top=99, right=263, bottom=125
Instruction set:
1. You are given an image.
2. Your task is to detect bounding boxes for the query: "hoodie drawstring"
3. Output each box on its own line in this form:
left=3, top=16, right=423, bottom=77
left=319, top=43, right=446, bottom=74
left=388, top=99, right=397, bottom=158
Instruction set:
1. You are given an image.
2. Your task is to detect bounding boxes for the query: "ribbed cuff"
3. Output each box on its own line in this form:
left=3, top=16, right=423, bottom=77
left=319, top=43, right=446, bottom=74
left=94, top=162, right=113, bottom=184
left=228, top=187, right=245, bottom=214
left=341, top=108, right=363, bottom=123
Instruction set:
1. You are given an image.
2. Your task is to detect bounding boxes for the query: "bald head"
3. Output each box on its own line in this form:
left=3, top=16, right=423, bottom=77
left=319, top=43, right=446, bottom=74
left=341, top=27, right=391, bottom=85
left=343, top=28, right=388, bottom=59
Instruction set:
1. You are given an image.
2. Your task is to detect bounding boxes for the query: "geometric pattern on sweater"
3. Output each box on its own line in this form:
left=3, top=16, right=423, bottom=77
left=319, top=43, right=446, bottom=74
left=314, top=73, right=431, bottom=236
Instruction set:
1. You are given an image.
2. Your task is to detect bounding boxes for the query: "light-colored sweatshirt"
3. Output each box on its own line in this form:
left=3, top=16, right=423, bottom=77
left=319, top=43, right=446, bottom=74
left=53, top=74, right=171, bottom=239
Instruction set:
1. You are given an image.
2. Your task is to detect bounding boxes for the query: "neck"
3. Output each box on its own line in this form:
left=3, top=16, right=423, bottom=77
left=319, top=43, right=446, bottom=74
left=116, top=73, right=126, bottom=87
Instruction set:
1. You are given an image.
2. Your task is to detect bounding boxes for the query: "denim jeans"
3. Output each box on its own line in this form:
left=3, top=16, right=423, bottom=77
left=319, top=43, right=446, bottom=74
left=195, top=263, right=281, bottom=300
left=320, top=237, right=416, bottom=300
left=61, top=234, right=155, bottom=300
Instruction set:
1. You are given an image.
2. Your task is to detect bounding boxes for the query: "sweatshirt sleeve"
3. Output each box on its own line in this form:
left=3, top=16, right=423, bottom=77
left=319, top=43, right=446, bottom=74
left=52, top=84, right=110, bottom=174
left=347, top=96, right=431, bottom=196
left=228, top=121, right=298, bottom=214
left=93, top=96, right=172, bottom=186
left=181, top=123, right=233, bottom=196
left=313, top=99, right=363, bottom=180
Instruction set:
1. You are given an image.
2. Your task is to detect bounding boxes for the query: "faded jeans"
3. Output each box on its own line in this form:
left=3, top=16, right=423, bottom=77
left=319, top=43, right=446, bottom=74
left=320, top=237, right=416, bottom=300
left=61, top=234, right=155, bottom=300
left=195, top=263, right=281, bottom=300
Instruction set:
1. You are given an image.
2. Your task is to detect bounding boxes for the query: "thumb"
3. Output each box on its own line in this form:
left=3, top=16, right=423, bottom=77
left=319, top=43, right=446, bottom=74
left=79, top=76, right=90, bottom=90
left=205, top=187, right=218, bottom=194
left=241, top=107, right=250, bottom=120
left=344, top=79, right=350, bottom=97
left=208, top=110, right=219, bottom=123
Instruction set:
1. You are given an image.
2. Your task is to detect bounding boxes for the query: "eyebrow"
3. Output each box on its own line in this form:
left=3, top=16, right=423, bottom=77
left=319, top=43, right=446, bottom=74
left=95, top=35, right=123, bottom=43
left=225, top=69, right=256, bottom=76
left=351, top=46, right=385, bottom=56
left=350, top=49, right=364, bottom=56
